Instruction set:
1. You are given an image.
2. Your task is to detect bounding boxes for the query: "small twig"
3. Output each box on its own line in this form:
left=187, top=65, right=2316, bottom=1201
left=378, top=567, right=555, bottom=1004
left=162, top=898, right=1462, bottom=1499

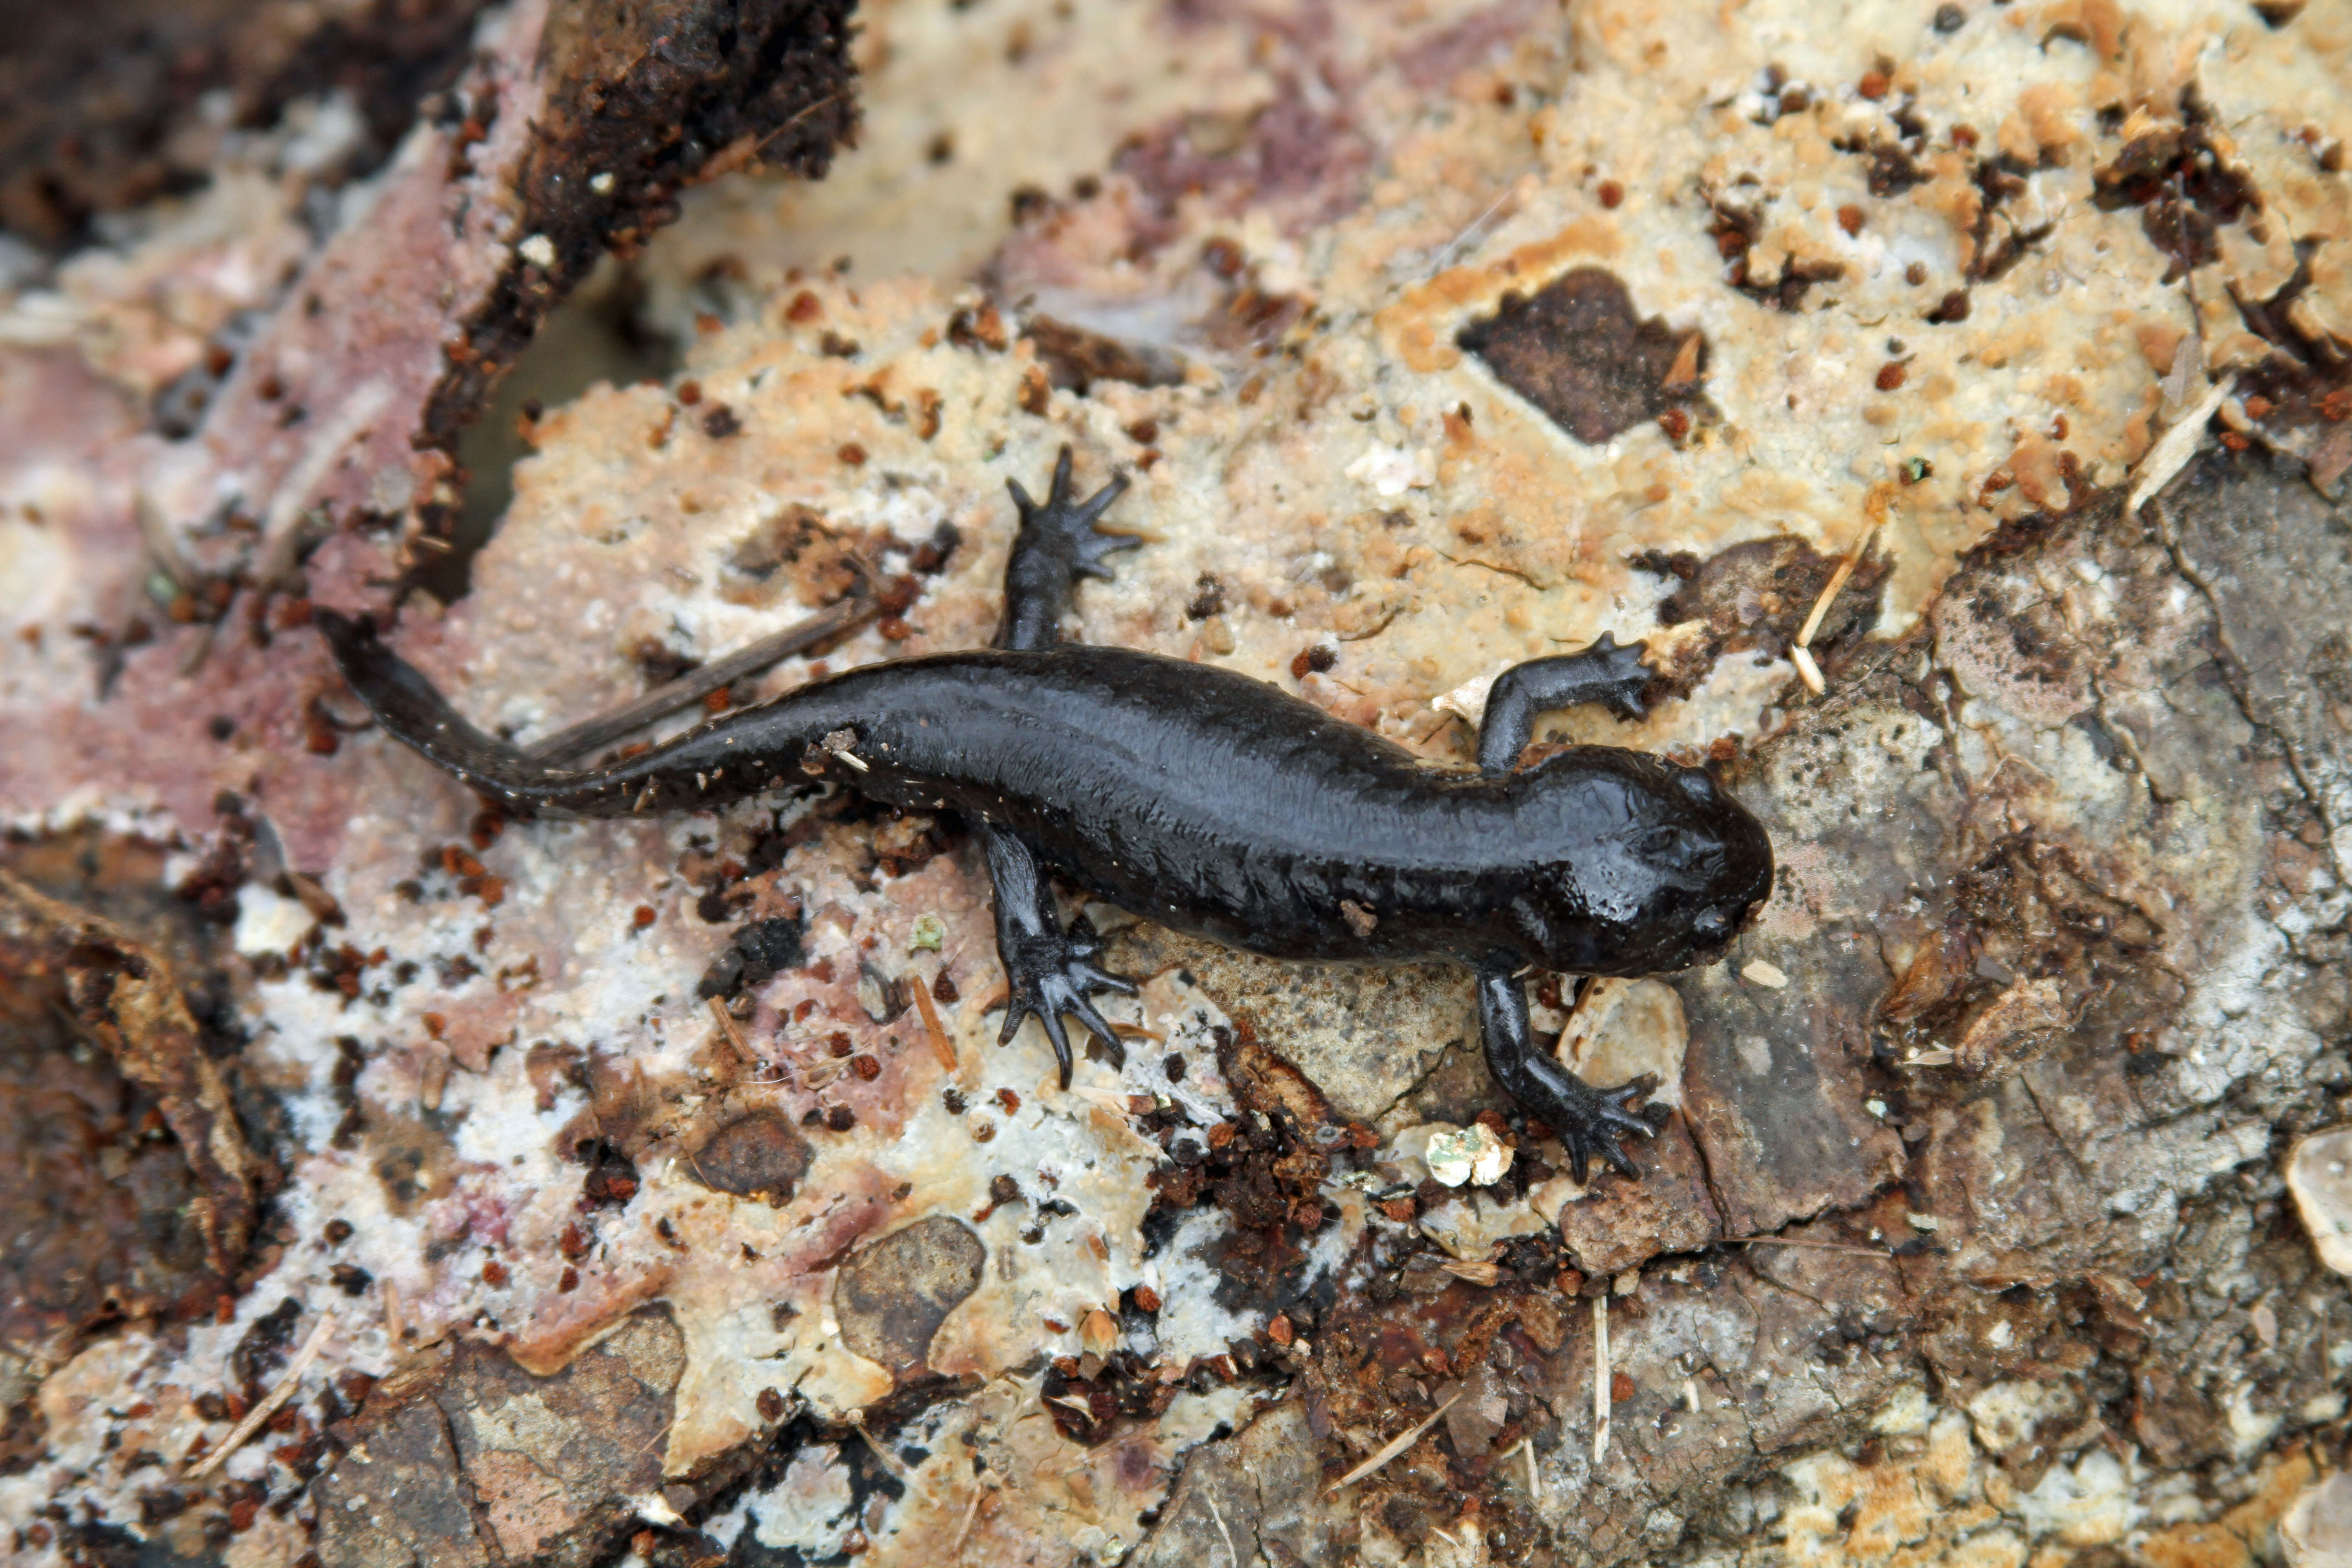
left=850, top=1417, right=906, bottom=1480
left=1204, top=1490, right=1238, bottom=1568
left=1592, top=1296, right=1611, bottom=1464
left=1797, top=528, right=1875, bottom=650
left=752, top=92, right=850, bottom=156
left=1520, top=1436, right=1541, bottom=1503
left=1324, top=1392, right=1463, bottom=1495
left=708, top=996, right=751, bottom=1066
left=948, top=1483, right=989, bottom=1556
left=1731, top=1235, right=1892, bottom=1256
left=187, top=1312, right=336, bottom=1479
left=133, top=492, right=197, bottom=595
left=382, top=1283, right=406, bottom=1351
left=910, top=973, right=958, bottom=1073
left=1422, top=178, right=1525, bottom=280
left=527, top=592, right=876, bottom=764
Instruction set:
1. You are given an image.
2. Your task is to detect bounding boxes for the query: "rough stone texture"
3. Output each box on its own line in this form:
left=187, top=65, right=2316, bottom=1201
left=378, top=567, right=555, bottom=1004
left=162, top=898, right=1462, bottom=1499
left=0, top=0, right=495, bottom=250
left=831, top=1215, right=987, bottom=1379
left=6, top=1, right=2352, bottom=1566
left=315, top=1308, right=688, bottom=1568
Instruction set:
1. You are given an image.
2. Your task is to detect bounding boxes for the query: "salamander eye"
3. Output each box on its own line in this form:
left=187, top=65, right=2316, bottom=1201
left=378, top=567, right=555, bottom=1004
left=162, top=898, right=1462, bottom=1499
left=1678, top=769, right=1718, bottom=804
left=1637, top=825, right=1688, bottom=860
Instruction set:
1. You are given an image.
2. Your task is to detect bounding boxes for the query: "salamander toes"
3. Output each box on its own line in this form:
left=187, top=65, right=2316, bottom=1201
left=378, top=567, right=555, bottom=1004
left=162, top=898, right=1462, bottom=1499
left=1594, top=1075, right=1661, bottom=1135
left=1070, top=514, right=1140, bottom=581
left=1067, top=958, right=1137, bottom=997
left=1563, top=1126, right=1643, bottom=1185
left=1009, top=447, right=1136, bottom=580
left=1587, top=631, right=1655, bottom=721
left=1548, top=1074, right=1656, bottom=1185
left=998, top=938, right=1137, bottom=1088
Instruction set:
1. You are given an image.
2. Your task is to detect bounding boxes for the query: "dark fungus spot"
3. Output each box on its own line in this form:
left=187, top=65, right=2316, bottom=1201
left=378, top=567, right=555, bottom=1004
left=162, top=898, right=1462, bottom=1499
left=691, top=1110, right=815, bottom=1203
left=832, top=1215, right=986, bottom=1377
left=697, top=915, right=806, bottom=999
left=1025, top=315, right=1189, bottom=394
left=1456, top=268, right=1714, bottom=445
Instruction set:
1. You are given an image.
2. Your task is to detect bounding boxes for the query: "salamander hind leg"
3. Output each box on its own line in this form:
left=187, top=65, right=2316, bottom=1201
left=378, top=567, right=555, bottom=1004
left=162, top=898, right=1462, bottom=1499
left=1476, top=966, right=1656, bottom=1183
left=975, top=819, right=1137, bottom=1086
left=1476, top=632, right=1655, bottom=775
left=995, top=446, right=1136, bottom=652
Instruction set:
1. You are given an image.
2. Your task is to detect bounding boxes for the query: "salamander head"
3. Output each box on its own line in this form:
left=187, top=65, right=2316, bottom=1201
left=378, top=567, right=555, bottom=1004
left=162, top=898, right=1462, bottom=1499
left=1510, top=750, right=1774, bottom=975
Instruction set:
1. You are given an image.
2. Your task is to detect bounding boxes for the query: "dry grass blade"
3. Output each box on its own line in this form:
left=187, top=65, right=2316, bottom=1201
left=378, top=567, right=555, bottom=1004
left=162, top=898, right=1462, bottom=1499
left=2128, top=373, right=2235, bottom=516
left=708, top=996, right=750, bottom=1065
left=1324, top=1392, right=1462, bottom=1495
left=910, top=974, right=958, bottom=1072
left=949, top=1484, right=990, bottom=1556
left=527, top=592, right=877, bottom=764
left=1790, top=643, right=1825, bottom=696
left=1797, top=527, right=1875, bottom=648
left=1205, top=1490, right=1238, bottom=1568
left=851, top=1416, right=907, bottom=1479
left=1592, top=1295, right=1611, bottom=1464
left=188, top=1311, right=336, bottom=1479
left=1732, top=1235, right=1891, bottom=1256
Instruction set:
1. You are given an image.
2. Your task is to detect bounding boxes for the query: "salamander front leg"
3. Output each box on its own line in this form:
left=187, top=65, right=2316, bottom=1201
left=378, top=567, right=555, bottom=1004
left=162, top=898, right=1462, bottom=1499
left=995, top=446, right=1136, bottom=652
left=1476, top=965, right=1656, bottom=1183
left=975, top=818, right=1137, bottom=1087
left=1476, top=632, right=1654, bottom=775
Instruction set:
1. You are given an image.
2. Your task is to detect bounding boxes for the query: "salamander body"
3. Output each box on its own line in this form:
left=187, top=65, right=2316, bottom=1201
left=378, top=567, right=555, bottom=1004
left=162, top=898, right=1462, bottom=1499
left=319, top=450, right=1772, bottom=1178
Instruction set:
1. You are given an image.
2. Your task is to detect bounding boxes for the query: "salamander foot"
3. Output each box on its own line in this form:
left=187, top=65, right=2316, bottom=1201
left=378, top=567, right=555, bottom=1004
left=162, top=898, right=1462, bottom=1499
left=1476, top=631, right=1657, bottom=774
left=1009, top=446, right=1136, bottom=581
left=996, top=446, right=1136, bottom=651
left=997, top=914, right=1137, bottom=1088
left=1543, top=1073, right=1661, bottom=1186
left=1477, top=965, right=1657, bottom=1182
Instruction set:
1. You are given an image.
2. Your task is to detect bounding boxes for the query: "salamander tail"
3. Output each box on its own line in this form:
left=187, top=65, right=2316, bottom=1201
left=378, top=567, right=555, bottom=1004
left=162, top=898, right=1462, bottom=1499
left=315, top=609, right=571, bottom=804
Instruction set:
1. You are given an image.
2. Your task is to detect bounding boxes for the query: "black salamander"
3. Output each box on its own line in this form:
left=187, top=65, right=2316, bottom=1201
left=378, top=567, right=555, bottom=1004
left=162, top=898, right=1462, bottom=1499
left=318, top=450, right=1773, bottom=1180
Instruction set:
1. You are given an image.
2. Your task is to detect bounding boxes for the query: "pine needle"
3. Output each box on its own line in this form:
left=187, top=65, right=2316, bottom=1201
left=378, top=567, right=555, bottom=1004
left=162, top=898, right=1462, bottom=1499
left=188, top=1312, right=336, bottom=1479
left=1324, top=1392, right=1463, bottom=1495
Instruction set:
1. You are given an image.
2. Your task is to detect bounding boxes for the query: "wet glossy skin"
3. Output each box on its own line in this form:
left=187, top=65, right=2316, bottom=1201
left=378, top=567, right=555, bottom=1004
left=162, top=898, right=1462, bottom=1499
left=319, top=451, right=1773, bottom=1180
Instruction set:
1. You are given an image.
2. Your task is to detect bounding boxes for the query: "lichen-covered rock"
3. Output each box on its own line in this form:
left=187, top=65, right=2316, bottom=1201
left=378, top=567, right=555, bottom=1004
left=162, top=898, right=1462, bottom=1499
left=5, top=0, right=2352, bottom=1565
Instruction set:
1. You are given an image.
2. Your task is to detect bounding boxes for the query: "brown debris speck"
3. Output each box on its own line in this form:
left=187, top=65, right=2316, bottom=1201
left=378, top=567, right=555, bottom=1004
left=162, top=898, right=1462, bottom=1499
left=1457, top=269, right=1715, bottom=445
left=832, top=1215, right=985, bottom=1377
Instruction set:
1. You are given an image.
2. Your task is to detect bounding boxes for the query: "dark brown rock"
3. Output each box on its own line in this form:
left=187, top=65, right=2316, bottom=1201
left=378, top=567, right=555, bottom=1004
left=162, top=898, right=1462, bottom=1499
left=1455, top=268, right=1714, bottom=445
left=831, top=1216, right=986, bottom=1378
left=317, top=1350, right=496, bottom=1568
left=318, top=1308, right=689, bottom=1568
left=690, top=1108, right=814, bottom=1203
left=1549, top=1117, right=1720, bottom=1274
left=1677, top=941, right=1908, bottom=1240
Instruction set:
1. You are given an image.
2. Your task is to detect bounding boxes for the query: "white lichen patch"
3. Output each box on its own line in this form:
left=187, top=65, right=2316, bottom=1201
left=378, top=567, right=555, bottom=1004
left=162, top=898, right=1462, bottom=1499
left=2286, top=1126, right=2352, bottom=1275
left=1423, top=1121, right=1517, bottom=1187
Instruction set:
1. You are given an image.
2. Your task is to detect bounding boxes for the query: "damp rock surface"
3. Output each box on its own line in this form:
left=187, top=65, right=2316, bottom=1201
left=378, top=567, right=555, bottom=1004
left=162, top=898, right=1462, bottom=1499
left=3, top=1, right=2352, bottom=1566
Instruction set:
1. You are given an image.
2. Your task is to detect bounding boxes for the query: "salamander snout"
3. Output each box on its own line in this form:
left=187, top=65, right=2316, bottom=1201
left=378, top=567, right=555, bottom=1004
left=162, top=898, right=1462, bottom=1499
left=1514, top=749, right=1775, bottom=975
left=1627, top=764, right=1774, bottom=967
